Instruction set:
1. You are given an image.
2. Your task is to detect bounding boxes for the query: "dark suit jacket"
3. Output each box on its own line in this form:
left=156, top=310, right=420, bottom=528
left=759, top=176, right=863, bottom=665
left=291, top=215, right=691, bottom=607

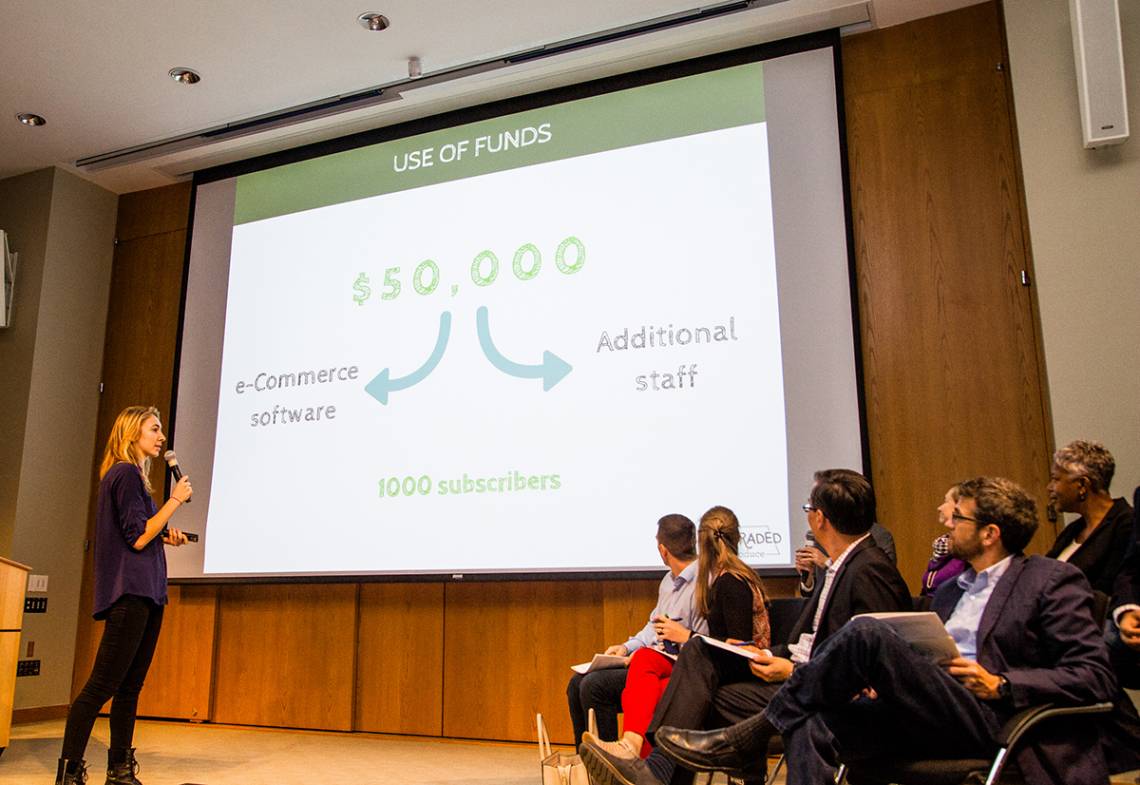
left=1046, top=496, right=1134, bottom=594
left=931, top=555, right=1135, bottom=784
left=798, top=522, right=896, bottom=597
left=1108, top=488, right=1140, bottom=688
left=774, top=536, right=910, bottom=659
left=1111, top=487, right=1140, bottom=611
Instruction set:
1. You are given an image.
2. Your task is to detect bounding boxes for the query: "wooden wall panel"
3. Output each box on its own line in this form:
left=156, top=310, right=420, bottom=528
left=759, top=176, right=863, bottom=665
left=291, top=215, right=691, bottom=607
left=356, top=583, right=444, bottom=735
left=842, top=1, right=1052, bottom=590
left=115, top=184, right=193, bottom=243
left=601, top=579, right=659, bottom=650
left=72, top=183, right=192, bottom=701
left=443, top=581, right=601, bottom=745
left=212, top=584, right=357, bottom=730
left=137, top=585, right=218, bottom=721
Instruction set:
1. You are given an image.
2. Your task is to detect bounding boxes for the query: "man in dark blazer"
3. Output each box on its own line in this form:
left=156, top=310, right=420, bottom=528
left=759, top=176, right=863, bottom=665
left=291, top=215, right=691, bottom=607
left=581, top=469, right=911, bottom=785
left=645, top=476, right=1138, bottom=785
left=1108, top=486, right=1140, bottom=687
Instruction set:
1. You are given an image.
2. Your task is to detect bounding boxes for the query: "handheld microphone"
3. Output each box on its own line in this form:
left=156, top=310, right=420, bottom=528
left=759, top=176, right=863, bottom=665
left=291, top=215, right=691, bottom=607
left=163, top=450, right=190, bottom=503
left=162, top=449, right=199, bottom=543
left=798, top=530, right=817, bottom=582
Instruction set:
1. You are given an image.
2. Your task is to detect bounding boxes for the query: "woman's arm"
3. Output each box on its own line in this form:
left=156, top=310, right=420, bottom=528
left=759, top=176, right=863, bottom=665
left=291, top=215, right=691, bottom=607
left=712, top=574, right=755, bottom=641
left=1088, top=507, right=1134, bottom=594
left=131, top=475, right=192, bottom=551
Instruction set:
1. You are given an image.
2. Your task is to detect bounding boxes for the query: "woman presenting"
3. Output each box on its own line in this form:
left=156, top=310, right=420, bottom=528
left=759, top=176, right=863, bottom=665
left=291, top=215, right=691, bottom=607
left=56, top=406, right=191, bottom=785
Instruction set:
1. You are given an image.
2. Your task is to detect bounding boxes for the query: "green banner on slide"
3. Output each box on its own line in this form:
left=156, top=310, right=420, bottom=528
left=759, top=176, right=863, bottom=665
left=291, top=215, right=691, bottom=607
left=233, top=62, right=765, bottom=225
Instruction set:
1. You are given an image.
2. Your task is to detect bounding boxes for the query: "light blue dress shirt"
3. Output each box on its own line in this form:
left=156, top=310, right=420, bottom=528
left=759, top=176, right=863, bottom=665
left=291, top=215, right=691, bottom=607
left=626, top=560, right=707, bottom=652
left=944, top=555, right=1013, bottom=661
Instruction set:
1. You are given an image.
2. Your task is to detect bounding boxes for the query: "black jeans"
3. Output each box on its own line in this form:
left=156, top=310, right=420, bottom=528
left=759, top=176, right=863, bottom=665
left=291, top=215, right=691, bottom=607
left=647, top=636, right=757, bottom=744
left=567, top=667, right=627, bottom=745
left=62, top=594, right=164, bottom=761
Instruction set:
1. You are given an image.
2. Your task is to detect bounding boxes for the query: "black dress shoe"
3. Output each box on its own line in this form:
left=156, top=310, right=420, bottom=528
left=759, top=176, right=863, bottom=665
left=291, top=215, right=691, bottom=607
left=579, top=737, right=664, bottom=785
left=654, top=725, right=770, bottom=776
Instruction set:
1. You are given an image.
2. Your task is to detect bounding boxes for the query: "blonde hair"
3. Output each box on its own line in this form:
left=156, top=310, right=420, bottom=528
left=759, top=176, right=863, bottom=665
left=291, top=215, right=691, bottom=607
left=694, top=506, right=767, bottom=618
left=99, top=406, right=161, bottom=492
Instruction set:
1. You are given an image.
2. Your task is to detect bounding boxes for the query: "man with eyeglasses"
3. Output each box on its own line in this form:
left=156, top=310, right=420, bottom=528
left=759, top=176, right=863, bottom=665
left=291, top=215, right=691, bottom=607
left=581, top=468, right=910, bottom=785
left=650, top=476, right=1140, bottom=785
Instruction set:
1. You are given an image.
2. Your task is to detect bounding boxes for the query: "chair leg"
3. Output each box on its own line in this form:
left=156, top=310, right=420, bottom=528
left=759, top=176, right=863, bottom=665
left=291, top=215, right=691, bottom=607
left=768, top=753, right=786, bottom=783
left=982, top=747, right=1010, bottom=785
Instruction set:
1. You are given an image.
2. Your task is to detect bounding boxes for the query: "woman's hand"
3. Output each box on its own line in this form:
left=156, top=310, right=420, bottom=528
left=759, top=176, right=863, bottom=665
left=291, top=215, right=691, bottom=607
left=652, top=615, right=691, bottom=644
left=1118, top=610, right=1140, bottom=651
left=162, top=527, right=189, bottom=546
left=171, top=475, right=193, bottom=504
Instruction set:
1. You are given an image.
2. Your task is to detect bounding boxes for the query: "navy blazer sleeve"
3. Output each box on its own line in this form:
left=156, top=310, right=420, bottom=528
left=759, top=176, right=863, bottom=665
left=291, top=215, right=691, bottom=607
left=1001, top=561, right=1117, bottom=708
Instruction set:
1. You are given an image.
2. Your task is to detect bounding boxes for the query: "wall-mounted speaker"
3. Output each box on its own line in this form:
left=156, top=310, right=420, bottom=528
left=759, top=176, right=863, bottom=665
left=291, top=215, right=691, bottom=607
left=1069, top=0, right=1130, bottom=148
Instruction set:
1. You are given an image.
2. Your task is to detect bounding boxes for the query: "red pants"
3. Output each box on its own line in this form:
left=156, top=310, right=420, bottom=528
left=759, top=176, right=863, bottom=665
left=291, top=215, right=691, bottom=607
left=621, top=647, right=674, bottom=758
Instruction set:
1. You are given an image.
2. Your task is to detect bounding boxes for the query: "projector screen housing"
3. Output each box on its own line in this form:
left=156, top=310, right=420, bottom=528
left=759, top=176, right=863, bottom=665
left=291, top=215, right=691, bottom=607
left=167, top=32, right=868, bottom=582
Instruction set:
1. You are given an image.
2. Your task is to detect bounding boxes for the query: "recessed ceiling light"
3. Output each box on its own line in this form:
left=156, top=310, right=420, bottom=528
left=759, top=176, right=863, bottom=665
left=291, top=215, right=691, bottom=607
left=168, top=67, right=201, bottom=85
left=16, top=112, right=46, bottom=127
left=357, top=12, right=390, bottom=32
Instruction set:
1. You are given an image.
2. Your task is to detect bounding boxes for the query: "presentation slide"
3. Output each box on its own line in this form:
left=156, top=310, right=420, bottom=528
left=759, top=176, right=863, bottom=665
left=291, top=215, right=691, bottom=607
left=171, top=47, right=865, bottom=579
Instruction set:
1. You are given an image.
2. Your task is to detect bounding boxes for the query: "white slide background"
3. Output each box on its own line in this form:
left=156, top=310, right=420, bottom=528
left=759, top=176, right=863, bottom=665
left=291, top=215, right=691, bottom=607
left=202, top=122, right=788, bottom=575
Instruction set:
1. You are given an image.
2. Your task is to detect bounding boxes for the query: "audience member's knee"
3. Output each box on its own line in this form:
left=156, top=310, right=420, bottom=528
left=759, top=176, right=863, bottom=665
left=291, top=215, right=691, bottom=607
left=568, top=672, right=583, bottom=701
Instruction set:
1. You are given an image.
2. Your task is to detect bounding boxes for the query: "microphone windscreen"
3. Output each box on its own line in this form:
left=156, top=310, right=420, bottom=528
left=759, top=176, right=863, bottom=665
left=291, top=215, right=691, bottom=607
left=164, top=450, right=179, bottom=466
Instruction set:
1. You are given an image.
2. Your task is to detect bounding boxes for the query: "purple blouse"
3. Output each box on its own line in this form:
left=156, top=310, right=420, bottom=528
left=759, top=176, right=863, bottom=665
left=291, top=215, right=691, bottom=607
left=93, top=462, right=168, bottom=619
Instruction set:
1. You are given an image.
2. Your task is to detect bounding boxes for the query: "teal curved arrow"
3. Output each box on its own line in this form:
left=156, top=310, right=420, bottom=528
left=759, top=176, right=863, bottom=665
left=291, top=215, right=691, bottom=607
left=365, top=311, right=451, bottom=405
left=476, top=306, right=572, bottom=391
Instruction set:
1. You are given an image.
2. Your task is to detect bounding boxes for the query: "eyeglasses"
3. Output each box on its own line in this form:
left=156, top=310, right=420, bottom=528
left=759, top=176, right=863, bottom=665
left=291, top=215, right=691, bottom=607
left=801, top=503, right=817, bottom=513
left=951, top=511, right=991, bottom=526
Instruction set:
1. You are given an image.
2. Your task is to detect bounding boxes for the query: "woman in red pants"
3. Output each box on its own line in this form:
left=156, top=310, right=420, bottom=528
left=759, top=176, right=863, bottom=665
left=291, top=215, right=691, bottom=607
left=590, top=506, right=770, bottom=760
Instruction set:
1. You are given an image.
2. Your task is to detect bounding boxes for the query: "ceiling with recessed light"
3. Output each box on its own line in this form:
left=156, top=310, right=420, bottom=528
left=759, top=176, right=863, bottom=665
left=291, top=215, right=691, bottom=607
left=0, top=0, right=986, bottom=193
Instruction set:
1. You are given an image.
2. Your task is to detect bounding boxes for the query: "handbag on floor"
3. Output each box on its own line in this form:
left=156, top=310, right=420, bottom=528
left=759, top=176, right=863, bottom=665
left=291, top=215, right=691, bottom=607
left=537, top=708, right=595, bottom=785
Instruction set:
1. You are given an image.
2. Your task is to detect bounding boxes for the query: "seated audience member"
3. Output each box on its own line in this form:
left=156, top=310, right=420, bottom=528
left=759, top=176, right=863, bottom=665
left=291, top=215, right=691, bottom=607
left=1046, top=440, right=1133, bottom=594
left=921, top=484, right=969, bottom=596
left=585, top=506, right=769, bottom=767
left=650, top=477, right=1140, bottom=785
left=1108, top=486, right=1140, bottom=688
left=581, top=469, right=910, bottom=785
left=796, top=519, right=896, bottom=597
left=567, top=514, right=706, bottom=746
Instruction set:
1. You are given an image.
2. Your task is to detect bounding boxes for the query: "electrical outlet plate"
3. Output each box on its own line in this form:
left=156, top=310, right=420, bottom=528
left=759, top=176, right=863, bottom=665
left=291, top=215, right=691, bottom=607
left=16, top=659, right=40, bottom=677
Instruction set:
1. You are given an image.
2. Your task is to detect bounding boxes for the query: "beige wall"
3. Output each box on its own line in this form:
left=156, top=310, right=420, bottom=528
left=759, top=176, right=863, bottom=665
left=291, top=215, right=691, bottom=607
left=0, top=169, right=54, bottom=558
left=1004, top=0, right=1140, bottom=495
left=0, top=168, right=117, bottom=709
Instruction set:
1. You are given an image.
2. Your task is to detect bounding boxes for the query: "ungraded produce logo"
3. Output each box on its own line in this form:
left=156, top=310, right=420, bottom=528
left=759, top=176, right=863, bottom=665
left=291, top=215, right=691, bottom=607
left=740, top=526, right=785, bottom=559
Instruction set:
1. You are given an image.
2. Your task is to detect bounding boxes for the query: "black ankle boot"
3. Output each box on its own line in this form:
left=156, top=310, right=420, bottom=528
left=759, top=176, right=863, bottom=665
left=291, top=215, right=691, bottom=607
left=106, top=748, right=142, bottom=785
left=54, top=758, right=87, bottom=785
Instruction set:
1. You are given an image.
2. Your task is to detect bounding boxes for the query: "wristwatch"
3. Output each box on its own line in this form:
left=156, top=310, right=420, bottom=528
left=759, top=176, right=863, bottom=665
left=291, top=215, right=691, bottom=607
left=997, top=675, right=1011, bottom=700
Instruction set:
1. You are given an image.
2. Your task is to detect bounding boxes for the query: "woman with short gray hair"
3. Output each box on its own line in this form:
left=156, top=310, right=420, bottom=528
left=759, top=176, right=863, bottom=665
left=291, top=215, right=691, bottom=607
left=1046, top=439, right=1133, bottom=594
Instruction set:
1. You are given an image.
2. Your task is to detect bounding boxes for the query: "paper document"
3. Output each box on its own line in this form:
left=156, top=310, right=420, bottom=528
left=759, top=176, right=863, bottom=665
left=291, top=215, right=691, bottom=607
left=853, top=611, right=960, bottom=662
left=696, top=634, right=769, bottom=661
left=570, top=653, right=630, bottom=675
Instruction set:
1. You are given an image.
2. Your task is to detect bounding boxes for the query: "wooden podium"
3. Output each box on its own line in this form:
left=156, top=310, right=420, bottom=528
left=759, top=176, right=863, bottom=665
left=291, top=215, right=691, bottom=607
left=0, top=557, right=31, bottom=756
